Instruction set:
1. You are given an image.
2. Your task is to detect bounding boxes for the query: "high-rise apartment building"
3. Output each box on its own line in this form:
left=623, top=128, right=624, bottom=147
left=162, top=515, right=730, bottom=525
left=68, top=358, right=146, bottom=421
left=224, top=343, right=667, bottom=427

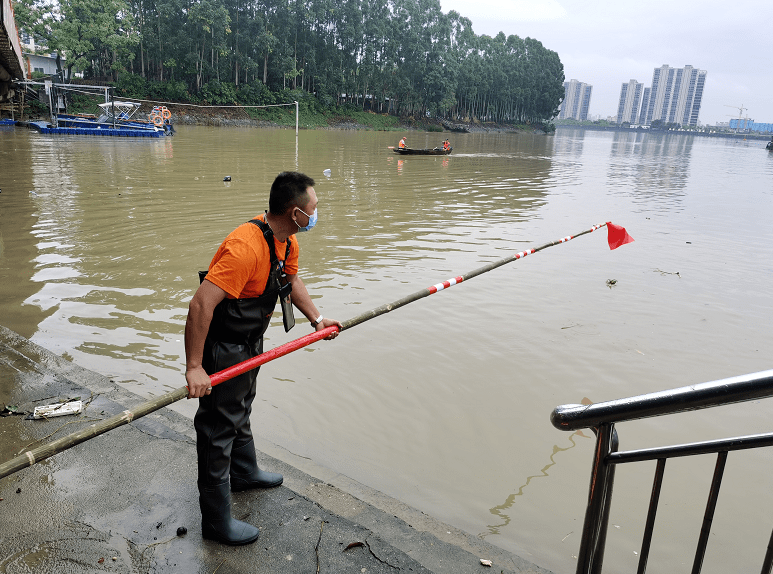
left=643, top=65, right=706, bottom=127
left=616, top=80, right=643, bottom=124
left=638, top=88, right=651, bottom=125
left=558, top=80, right=592, bottom=121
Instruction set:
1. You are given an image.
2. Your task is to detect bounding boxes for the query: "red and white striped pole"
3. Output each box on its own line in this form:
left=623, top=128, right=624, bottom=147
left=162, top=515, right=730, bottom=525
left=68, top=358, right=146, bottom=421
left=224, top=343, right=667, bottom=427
left=339, top=222, right=623, bottom=330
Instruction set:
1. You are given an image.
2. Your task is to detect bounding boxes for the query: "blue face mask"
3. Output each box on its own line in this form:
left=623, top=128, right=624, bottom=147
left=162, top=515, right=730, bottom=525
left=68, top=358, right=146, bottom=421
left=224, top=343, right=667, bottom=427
left=295, top=207, right=317, bottom=232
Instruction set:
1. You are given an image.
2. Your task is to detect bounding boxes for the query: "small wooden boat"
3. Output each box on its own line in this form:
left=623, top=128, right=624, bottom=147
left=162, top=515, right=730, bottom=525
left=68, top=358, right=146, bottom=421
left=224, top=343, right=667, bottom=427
left=393, top=147, right=452, bottom=156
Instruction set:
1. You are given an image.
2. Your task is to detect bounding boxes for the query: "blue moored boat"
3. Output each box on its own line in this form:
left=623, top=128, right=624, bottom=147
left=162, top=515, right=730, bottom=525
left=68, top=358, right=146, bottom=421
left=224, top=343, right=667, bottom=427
left=35, top=101, right=174, bottom=138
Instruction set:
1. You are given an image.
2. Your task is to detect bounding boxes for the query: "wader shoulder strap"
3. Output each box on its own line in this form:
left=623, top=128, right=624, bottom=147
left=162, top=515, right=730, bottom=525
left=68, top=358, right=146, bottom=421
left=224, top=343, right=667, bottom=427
left=248, top=216, right=292, bottom=269
left=249, top=216, right=295, bottom=332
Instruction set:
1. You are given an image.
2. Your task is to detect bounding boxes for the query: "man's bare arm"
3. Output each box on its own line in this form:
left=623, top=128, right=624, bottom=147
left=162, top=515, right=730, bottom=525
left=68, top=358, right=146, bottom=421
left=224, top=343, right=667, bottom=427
left=287, top=273, right=341, bottom=339
left=185, top=279, right=228, bottom=398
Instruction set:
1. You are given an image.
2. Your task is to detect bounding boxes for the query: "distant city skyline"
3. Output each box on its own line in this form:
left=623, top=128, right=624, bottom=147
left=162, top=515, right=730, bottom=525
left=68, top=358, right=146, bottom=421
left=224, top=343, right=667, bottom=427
left=437, top=0, right=770, bottom=125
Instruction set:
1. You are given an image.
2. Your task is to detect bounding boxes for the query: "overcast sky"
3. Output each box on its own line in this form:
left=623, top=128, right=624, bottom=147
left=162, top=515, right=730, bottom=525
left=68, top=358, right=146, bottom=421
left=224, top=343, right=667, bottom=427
left=438, top=0, right=770, bottom=126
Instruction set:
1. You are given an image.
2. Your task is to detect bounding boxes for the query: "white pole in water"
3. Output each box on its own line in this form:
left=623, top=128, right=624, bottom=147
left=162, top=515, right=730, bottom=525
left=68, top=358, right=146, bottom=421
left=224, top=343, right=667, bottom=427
left=45, top=81, right=55, bottom=126
left=295, top=101, right=299, bottom=136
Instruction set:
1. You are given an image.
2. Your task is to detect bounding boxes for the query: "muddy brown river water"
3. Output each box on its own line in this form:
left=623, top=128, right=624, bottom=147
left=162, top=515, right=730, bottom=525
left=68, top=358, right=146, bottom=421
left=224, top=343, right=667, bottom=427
left=1, top=124, right=772, bottom=572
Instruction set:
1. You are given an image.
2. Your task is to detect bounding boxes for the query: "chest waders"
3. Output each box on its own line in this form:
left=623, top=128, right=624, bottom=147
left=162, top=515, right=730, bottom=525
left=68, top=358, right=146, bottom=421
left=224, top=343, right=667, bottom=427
left=193, top=217, right=289, bottom=545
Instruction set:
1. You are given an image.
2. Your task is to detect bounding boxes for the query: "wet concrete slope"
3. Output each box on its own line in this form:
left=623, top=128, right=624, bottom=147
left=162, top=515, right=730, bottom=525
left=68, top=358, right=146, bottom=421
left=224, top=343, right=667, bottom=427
left=0, top=325, right=552, bottom=573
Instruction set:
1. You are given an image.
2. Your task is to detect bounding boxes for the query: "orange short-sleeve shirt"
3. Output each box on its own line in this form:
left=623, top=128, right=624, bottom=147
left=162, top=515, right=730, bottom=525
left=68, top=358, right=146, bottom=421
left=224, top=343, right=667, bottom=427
left=205, top=213, right=299, bottom=299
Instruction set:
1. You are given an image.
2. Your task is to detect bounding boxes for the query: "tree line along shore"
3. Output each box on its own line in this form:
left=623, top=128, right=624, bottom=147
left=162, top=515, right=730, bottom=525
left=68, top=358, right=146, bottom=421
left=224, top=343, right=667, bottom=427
left=16, top=0, right=564, bottom=131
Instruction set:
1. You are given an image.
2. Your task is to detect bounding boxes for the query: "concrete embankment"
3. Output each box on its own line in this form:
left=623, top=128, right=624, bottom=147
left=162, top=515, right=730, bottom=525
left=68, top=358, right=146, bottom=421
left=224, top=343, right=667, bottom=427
left=0, top=325, right=553, bottom=574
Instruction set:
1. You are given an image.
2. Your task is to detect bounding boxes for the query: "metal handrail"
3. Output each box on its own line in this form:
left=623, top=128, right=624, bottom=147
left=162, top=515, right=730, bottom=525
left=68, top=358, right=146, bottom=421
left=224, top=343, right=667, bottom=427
left=551, top=369, right=773, bottom=574
left=552, top=369, right=773, bottom=431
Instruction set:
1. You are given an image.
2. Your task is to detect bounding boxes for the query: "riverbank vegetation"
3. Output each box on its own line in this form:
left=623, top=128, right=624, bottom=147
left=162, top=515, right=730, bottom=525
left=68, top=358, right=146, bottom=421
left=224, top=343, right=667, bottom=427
left=15, top=0, right=564, bottom=129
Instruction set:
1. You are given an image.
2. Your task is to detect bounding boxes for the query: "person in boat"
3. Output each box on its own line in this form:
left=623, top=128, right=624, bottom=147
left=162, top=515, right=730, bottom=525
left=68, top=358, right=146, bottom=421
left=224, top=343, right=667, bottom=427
left=442, top=139, right=450, bottom=151
left=185, top=171, right=341, bottom=546
left=398, top=136, right=407, bottom=149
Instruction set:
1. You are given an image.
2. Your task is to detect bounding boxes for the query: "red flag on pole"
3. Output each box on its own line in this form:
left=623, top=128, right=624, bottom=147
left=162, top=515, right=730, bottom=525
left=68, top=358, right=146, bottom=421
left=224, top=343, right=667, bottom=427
left=606, top=222, right=634, bottom=250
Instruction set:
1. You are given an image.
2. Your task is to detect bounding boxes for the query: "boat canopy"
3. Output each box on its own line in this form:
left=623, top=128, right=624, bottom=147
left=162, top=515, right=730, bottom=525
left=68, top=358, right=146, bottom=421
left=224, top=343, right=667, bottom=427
left=97, top=101, right=142, bottom=120
left=97, top=101, right=141, bottom=110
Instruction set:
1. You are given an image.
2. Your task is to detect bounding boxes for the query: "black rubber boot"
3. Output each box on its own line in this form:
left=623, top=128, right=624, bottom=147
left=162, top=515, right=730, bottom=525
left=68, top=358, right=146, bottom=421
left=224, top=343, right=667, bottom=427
left=230, top=440, right=284, bottom=492
left=199, top=480, right=260, bottom=545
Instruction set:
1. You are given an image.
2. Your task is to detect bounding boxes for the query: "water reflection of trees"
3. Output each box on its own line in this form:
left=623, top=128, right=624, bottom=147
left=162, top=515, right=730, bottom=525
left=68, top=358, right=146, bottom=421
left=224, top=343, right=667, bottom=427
left=607, top=131, right=693, bottom=207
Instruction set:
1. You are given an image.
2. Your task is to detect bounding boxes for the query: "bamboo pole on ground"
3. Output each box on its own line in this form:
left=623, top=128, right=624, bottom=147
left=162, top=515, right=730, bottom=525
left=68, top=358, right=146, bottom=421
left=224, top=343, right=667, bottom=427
left=0, top=328, right=335, bottom=480
left=0, top=222, right=615, bottom=480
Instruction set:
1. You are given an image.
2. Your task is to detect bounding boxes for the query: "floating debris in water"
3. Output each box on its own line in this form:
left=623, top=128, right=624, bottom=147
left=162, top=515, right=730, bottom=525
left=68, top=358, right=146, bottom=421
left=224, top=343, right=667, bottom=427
left=606, top=279, right=617, bottom=288
left=655, top=269, right=680, bottom=277
left=480, top=558, right=493, bottom=567
left=177, top=526, right=187, bottom=536
left=323, top=169, right=331, bottom=177
left=223, top=176, right=232, bottom=182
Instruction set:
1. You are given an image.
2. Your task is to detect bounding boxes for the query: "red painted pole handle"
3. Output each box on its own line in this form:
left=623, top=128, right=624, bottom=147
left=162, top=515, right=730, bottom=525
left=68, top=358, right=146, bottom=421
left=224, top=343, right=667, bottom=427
left=209, top=325, right=339, bottom=387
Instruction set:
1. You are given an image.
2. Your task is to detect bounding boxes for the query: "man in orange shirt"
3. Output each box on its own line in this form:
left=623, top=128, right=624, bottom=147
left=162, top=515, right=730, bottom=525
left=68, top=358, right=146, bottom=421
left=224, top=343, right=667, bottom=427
left=185, top=171, right=341, bottom=545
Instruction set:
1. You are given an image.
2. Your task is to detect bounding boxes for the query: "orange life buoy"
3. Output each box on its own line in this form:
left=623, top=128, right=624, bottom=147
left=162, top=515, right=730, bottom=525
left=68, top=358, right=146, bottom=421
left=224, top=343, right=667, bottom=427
left=152, top=115, right=163, bottom=126
left=162, top=108, right=171, bottom=120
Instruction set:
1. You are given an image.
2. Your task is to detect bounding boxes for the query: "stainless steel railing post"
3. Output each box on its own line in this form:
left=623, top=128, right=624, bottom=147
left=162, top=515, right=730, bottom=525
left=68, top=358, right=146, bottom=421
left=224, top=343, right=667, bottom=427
left=576, top=423, right=617, bottom=574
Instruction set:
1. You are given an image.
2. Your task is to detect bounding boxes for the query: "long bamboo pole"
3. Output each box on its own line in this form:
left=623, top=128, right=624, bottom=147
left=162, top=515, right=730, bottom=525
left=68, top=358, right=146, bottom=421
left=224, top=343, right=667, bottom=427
left=0, top=222, right=609, bottom=480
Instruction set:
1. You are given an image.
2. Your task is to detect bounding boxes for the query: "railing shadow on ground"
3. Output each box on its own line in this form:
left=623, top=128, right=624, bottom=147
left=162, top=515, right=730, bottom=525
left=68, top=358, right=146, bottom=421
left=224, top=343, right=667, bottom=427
left=551, top=369, right=773, bottom=574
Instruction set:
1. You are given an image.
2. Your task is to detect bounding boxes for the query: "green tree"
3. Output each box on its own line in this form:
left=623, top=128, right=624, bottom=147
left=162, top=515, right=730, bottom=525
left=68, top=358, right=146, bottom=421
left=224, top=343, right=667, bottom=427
left=17, top=0, right=138, bottom=80
left=16, top=0, right=566, bottom=124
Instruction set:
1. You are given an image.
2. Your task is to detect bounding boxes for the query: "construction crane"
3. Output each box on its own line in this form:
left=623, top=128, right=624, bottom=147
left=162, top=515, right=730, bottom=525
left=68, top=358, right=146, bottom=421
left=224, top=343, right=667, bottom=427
left=724, top=103, right=747, bottom=118
left=724, top=104, right=749, bottom=132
